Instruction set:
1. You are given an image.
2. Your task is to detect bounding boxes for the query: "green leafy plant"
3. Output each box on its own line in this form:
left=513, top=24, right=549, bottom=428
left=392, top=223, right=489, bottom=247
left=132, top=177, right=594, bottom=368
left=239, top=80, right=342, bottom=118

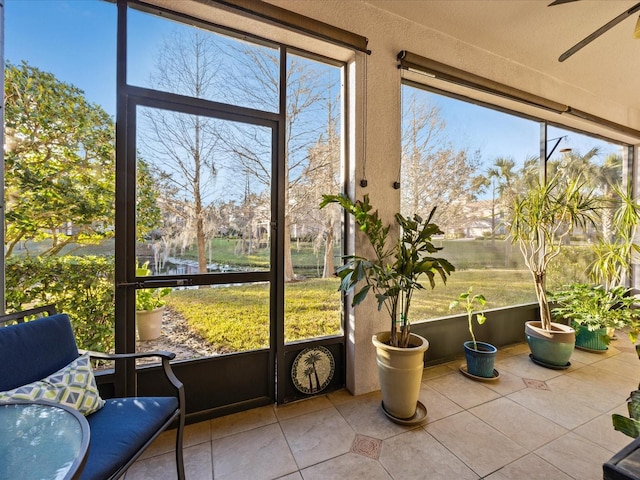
left=5, top=255, right=115, bottom=352
left=613, top=383, right=640, bottom=438
left=551, top=283, right=638, bottom=342
left=590, top=182, right=640, bottom=292
left=613, top=344, right=640, bottom=439
left=135, top=261, right=171, bottom=311
left=507, top=173, right=599, bottom=331
left=320, top=193, right=455, bottom=348
left=449, top=287, right=486, bottom=350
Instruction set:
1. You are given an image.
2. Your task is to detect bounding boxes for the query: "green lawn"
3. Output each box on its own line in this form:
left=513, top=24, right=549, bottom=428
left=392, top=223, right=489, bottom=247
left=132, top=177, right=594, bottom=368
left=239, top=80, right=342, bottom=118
left=166, top=268, right=539, bottom=352
left=17, top=236, right=591, bottom=353
left=166, top=278, right=344, bottom=352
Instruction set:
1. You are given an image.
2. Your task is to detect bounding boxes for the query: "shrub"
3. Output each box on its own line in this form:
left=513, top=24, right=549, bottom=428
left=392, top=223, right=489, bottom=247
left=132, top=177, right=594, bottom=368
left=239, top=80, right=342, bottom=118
left=5, top=255, right=115, bottom=352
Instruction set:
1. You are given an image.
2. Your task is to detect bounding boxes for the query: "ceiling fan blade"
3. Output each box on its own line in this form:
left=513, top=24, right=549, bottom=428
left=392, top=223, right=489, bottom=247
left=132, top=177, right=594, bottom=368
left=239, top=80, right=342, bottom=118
left=548, top=0, right=580, bottom=6
left=559, top=2, right=640, bottom=62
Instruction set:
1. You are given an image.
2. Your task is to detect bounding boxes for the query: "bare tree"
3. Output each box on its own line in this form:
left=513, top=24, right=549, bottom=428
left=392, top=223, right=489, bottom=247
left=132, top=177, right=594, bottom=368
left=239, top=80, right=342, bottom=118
left=303, top=97, right=342, bottom=278
left=140, top=31, right=224, bottom=273
left=222, top=46, right=339, bottom=281
left=401, top=93, right=480, bottom=231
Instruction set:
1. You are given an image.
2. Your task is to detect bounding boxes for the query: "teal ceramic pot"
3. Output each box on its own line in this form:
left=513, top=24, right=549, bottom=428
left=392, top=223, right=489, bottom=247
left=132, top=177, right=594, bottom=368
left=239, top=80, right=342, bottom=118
left=574, top=324, right=608, bottom=351
left=525, top=321, right=575, bottom=367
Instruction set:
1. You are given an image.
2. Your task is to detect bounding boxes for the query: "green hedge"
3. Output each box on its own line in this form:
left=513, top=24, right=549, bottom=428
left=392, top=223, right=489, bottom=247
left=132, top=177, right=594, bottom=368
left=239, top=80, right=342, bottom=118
left=5, top=255, right=115, bottom=352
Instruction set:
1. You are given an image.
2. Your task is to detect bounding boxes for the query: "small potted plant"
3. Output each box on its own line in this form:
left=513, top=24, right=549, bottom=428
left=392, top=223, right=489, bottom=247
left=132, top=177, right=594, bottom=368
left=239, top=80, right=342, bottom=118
left=449, top=287, right=497, bottom=380
left=551, top=283, right=638, bottom=351
left=135, top=261, right=171, bottom=341
left=320, top=193, right=455, bottom=421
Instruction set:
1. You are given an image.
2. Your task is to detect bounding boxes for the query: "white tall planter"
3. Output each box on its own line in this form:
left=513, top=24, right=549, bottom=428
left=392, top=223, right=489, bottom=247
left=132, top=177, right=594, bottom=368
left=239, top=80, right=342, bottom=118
left=136, top=307, right=164, bottom=341
left=372, top=331, right=429, bottom=419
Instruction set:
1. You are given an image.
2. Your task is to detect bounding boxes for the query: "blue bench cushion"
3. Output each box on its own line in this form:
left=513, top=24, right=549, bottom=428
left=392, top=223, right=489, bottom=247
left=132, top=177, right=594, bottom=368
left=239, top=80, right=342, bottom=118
left=81, top=397, right=179, bottom=480
left=0, top=314, right=79, bottom=391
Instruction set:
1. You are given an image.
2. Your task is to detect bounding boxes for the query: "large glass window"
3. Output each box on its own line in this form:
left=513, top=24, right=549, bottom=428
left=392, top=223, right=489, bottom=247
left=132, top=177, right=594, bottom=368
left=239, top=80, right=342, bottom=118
left=283, top=53, right=344, bottom=343
left=127, top=8, right=279, bottom=112
left=4, top=0, right=347, bottom=364
left=125, top=7, right=346, bottom=361
left=400, top=83, right=628, bottom=319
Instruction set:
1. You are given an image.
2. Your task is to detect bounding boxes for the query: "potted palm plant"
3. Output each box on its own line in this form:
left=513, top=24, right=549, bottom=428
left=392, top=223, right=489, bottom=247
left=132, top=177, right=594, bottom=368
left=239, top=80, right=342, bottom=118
left=320, top=193, right=455, bottom=420
left=135, top=261, right=171, bottom=341
left=507, top=173, right=599, bottom=367
left=449, top=287, right=497, bottom=379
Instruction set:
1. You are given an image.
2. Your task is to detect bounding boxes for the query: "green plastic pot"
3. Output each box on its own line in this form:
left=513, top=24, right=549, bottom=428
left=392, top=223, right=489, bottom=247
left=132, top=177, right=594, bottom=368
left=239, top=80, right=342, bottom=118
left=574, top=324, right=608, bottom=351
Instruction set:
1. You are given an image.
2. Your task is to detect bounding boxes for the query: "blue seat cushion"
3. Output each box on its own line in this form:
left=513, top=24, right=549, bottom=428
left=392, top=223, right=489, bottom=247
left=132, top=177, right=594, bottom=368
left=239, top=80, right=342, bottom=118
left=81, top=397, right=179, bottom=480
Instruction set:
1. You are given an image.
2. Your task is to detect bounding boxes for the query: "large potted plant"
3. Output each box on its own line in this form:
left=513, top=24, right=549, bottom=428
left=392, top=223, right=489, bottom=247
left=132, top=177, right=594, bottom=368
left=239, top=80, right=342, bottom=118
left=507, top=173, right=599, bottom=367
left=551, top=283, right=637, bottom=351
left=320, top=194, right=455, bottom=420
left=135, top=262, right=171, bottom=341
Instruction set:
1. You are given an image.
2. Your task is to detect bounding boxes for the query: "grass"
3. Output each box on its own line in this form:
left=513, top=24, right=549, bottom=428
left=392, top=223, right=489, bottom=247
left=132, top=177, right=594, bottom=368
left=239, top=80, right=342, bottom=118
left=166, top=269, right=540, bottom=353
left=15, top=237, right=590, bottom=353
left=166, top=278, right=343, bottom=352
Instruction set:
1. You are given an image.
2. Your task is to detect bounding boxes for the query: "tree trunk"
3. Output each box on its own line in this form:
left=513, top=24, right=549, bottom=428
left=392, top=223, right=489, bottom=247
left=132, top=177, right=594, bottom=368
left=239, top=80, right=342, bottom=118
left=533, top=271, right=552, bottom=331
left=313, top=368, right=320, bottom=390
left=322, top=220, right=335, bottom=278
left=196, top=219, right=207, bottom=274
left=491, top=197, right=496, bottom=246
left=284, top=221, right=295, bottom=282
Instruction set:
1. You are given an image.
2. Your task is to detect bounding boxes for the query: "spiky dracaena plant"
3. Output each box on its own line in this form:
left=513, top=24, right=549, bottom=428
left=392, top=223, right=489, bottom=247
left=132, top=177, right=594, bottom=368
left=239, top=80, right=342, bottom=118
left=508, top=173, right=599, bottom=331
left=320, top=194, right=455, bottom=348
left=590, top=183, right=640, bottom=297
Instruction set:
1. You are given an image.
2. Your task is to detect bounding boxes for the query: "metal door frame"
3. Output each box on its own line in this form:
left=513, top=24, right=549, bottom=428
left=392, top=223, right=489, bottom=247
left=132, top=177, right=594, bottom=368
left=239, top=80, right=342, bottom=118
left=114, top=0, right=346, bottom=413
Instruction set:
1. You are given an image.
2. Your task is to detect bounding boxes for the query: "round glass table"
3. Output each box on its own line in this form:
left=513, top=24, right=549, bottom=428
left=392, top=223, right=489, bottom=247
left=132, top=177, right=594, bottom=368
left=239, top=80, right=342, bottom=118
left=0, top=400, right=90, bottom=480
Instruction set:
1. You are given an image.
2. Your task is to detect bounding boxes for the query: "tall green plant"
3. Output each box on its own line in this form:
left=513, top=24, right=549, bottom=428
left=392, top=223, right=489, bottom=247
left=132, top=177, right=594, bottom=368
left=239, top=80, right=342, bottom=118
left=320, top=194, right=455, bottom=347
left=507, top=174, right=599, bottom=331
left=590, top=182, right=640, bottom=291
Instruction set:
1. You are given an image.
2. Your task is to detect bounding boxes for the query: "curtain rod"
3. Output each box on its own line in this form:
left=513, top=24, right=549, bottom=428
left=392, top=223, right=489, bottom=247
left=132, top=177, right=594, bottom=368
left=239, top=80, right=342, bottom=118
left=398, top=50, right=640, bottom=140
left=203, top=0, right=371, bottom=54
left=566, top=107, right=640, bottom=141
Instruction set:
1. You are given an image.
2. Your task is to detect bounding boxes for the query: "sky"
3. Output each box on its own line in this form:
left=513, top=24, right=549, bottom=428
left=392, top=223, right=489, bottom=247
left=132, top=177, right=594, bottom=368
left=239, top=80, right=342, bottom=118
left=5, top=0, right=623, bottom=173
left=405, top=84, right=622, bottom=173
left=5, top=0, right=179, bottom=118
left=6, top=0, right=118, bottom=115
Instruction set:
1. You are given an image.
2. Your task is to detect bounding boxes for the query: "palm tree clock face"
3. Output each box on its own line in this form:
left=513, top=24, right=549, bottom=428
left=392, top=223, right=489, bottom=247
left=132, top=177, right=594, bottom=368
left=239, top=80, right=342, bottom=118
left=291, top=346, right=335, bottom=394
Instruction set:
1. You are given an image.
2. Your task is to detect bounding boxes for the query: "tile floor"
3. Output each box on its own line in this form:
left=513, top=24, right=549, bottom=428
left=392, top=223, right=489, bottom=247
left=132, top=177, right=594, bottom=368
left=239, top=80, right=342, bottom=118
left=124, top=334, right=640, bottom=480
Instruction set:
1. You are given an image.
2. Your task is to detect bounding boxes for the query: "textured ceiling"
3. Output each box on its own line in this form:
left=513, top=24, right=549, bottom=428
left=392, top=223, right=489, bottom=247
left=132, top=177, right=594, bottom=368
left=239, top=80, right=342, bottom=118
left=365, top=0, right=640, bottom=113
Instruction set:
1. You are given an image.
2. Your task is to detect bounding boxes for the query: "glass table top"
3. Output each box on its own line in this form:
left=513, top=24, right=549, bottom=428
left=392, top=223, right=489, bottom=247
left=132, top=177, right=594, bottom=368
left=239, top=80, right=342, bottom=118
left=0, top=401, right=89, bottom=480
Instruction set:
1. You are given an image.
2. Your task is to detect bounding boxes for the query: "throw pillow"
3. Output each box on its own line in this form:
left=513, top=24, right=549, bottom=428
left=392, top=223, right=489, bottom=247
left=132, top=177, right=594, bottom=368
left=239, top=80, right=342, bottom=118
left=0, top=353, right=105, bottom=415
